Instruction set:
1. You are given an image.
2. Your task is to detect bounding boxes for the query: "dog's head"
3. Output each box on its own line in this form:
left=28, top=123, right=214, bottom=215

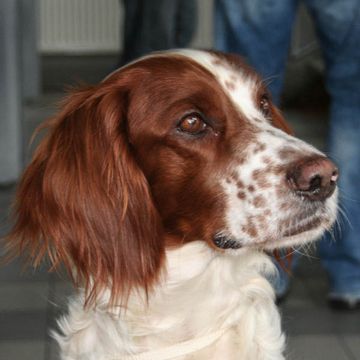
left=6, top=50, right=338, bottom=302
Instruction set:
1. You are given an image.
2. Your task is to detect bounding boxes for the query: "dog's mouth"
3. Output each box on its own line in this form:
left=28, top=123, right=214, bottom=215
left=281, top=215, right=323, bottom=237
left=259, top=214, right=330, bottom=250
left=213, top=208, right=336, bottom=251
left=213, top=234, right=243, bottom=250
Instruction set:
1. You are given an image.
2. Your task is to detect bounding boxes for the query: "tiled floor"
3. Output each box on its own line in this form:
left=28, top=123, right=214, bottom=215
left=0, top=95, right=359, bottom=360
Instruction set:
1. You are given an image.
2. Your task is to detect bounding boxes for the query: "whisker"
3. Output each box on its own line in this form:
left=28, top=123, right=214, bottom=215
left=261, top=75, right=279, bottom=88
left=292, top=246, right=319, bottom=260
left=336, top=204, right=351, bottom=228
left=338, top=192, right=357, bottom=203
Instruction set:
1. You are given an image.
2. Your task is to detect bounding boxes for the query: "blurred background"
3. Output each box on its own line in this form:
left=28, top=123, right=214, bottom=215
left=0, top=0, right=359, bottom=359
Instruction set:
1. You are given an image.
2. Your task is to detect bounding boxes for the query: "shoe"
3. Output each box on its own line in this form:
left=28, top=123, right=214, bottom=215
left=328, top=293, right=360, bottom=311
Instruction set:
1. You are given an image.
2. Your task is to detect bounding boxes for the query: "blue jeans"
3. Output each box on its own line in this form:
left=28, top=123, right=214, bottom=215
left=121, top=0, right=197, bottom=65
left=215, top=0, right=360, bottom=296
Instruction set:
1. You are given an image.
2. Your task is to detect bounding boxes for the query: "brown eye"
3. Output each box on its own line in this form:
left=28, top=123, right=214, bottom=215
left=260, top=94, right=271, bottom=117
left=178, top=113, right=207, bottom=135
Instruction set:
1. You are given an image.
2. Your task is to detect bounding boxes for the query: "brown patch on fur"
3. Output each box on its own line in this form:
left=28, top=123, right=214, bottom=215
left=248, top=185, right=255, bottom=192
left=253, top=195, right=266, bottom=208
left=262, top=156, right=272, bottom=164
left=237, top=191, right=246, bottom=200
left=254, top=143, right=266, bottom=154
left=237, top=180, right=245, bottom=188
left=243, top=220, right=258, bottom=238
left=252, top=168, right=272, bottom=188
left=278, top=148, right=299, bottom=160
left=252, top=169, right=263, bottom=181
left=256, top=178, right=271, bottom=189
left=255, top=214, right=266, bottom=227
left=235, top=157, right=246, bottom=165
left=230, top=171, right=239, bottom=182
left=270, top=164, right=285, bottom=175
left=280, top=202, right=292, bottom=211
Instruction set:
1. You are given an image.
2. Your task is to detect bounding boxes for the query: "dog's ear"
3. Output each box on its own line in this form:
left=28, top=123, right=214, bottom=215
left=5, top=77, right=164, bottom=305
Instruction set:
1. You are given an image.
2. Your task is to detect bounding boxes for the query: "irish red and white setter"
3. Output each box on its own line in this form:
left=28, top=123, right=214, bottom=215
left=6, top=50, right=338, bottom=359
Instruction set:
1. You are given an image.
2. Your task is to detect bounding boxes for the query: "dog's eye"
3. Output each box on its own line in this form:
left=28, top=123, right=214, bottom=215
left=260, top=94, right=271, bottom=117
left=178, top=113, right=207, bottom=135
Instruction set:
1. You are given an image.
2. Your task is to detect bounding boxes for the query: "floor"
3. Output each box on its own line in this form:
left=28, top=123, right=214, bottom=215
left=1, top=91, right=359, bottom=360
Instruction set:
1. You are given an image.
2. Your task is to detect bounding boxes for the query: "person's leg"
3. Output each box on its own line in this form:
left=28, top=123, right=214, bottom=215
left=121, top=0, right=142, bottom=64
left=121, top=0, right=178, bottom=65
left=305, top=0, right=360, bottom=306
left=214, top=0, right=299, bottom=299
left=174, top=0, right=198, bottom=48
left=214, top=0, right=299, bottom=104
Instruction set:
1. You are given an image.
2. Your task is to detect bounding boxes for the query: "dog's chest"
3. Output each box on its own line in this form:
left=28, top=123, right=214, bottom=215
left=55, top=245, right=285, bottom=359
left=169, top=326, right=244, bottom=360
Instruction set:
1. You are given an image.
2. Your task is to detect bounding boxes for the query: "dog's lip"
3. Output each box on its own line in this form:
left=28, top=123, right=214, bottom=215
left=282, top=217, right=323, bottom=237
left=214, top=209, right=332, bottom=251
left=245, top=214, right=328, bottom=249
left=212, top=216, right=324, bottom=251
left=212, top=234, right=242, bottom=249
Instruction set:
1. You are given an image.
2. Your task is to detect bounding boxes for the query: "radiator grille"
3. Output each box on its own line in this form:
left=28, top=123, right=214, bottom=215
left=39, top=0, right=121, bottom=53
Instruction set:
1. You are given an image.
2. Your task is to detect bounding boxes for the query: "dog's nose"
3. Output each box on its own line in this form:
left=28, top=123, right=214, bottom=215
left=287, top=156, right=338, bottom=201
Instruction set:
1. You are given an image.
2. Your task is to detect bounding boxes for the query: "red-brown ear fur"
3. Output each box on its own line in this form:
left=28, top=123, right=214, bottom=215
left=5, top=81, right=164, bottom=305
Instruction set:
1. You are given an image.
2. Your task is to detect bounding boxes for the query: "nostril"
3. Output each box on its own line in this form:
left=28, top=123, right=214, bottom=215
left=308, top=175, right=322, bottom=192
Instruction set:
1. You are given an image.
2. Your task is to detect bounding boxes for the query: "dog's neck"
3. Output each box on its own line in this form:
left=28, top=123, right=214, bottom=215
left=100, top=243, right=277, bottom=350
left=56, top=242, right=284, bottom=359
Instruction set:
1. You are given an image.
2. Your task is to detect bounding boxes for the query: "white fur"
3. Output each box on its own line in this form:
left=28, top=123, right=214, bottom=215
left=54, top=242, right=285, bottom=360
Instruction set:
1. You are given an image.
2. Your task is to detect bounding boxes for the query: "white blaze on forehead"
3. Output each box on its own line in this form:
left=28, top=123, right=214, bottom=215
left=105, top=49, right=262, bottom=122
left=171, top=49, right=263, bottom=121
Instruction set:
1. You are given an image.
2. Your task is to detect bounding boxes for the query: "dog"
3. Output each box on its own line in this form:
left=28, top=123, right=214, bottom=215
left=6, top=50, right=338, bottom=359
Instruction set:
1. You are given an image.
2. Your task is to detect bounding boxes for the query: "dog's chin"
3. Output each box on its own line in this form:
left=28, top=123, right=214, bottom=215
left=213, top=228, right=325, bottom=253
left=252, top=214, right=336, bottom=251
left=260, top=226, right=327, bottom=251
left=215, top=215, right=336, bottom=254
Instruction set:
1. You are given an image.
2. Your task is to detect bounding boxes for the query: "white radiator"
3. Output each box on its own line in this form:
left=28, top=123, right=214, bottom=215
left=38, top=0, right=213, bottom=54
left=39, top=0, right=122, bottom=53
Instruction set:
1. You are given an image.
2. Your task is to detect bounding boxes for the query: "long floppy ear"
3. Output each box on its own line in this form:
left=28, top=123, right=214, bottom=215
left=5, top=79, right=164, bottom=305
